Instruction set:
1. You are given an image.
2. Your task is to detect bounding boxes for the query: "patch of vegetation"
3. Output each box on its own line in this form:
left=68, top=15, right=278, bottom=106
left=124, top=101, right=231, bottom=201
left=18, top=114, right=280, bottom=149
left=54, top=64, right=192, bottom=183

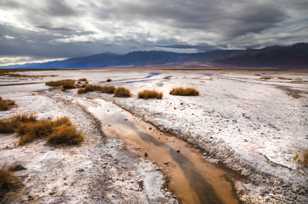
left=291, top=77, right=304, bottom=84
left=47, top=124, right=84, bottom=146
left=138, top=90, right=163, bottom=99
left=0, top=168, right=23, bottom=202
left=75, top=78, right=89, bottom=88
left=277, top=76, right=292, bottom=80
left=0, top=97, right=16, bottom=111
left=170, top=87, right=199, bottom=96
left=294, top=150, right=308, bottom=167
left=259, top=76, right=272, bottom=80
left=277, top=86, right=304, bottom=99
left=0, top=70, right=52, bottom=78
left=0, top=115, right=84, bottom=146
left=106, top=78, right=112, bottom=82
left=78, top=84, right=115, bottom=94
left=45, top=79, right=76, bottom=90
left=114, top=87, right=131, bottom=97
left=0, top=114, right=36, bottom=134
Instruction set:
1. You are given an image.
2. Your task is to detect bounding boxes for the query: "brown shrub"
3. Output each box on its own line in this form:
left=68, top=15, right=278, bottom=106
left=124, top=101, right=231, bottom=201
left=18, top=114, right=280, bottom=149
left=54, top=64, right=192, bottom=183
left=0, top=115, right=83, bottom=146
left=17, top=120, right=55, bottom=145
left=0, top=168, right=23, bottom=200
left=114, top=87, right=131, bottom=97
left=138, top=90, right=163, bottom=99
left=259, top=76, right=272, bottom=80
left=297, top=150, right=308, bottom=167
left=77, top=85, right=115, bottom=94
left=46, top=79, right=76, bottom=90
left=277, top=76, right=292, bottom=80
left=0, top=114, right=36, bottom=134
left=47, top=124, right=84, bottom=146
left=0, top=97, right=16, bottom=111
left=170, top=87, right=199, bottom=96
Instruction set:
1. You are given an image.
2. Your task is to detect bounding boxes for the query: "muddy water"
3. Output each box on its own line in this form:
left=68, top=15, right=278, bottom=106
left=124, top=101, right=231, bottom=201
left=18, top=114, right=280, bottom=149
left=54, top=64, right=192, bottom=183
left=83, top=99, right=239, bottom=204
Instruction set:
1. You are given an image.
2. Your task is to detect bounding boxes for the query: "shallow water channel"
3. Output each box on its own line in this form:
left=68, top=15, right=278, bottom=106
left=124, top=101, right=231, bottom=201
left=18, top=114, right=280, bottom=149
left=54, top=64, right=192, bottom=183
left=83, top=98, right=240, bottom=204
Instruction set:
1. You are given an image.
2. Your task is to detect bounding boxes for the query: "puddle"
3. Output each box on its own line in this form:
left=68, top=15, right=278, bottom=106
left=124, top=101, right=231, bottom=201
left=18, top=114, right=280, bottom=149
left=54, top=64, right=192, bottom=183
left=84, top=99, right=240, bottom=204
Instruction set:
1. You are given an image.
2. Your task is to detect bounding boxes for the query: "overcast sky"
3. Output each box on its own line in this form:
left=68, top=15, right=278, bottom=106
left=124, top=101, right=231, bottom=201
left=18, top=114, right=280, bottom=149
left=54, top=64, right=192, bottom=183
left=0, top=0, right=308, bottom=65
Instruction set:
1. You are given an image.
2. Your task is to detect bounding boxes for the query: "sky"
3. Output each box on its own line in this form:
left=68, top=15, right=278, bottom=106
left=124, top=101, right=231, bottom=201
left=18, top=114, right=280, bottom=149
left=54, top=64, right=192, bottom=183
left=0, top=0, right=308, bottom=65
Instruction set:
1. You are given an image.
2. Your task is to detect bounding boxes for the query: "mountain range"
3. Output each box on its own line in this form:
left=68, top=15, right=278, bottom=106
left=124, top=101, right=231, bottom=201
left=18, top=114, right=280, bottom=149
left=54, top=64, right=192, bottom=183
left=3, top=43, right=308, bottom=69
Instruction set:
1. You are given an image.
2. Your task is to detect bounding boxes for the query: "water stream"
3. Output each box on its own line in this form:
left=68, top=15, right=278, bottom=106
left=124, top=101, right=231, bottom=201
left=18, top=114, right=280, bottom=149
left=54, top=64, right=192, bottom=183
left=83, top=98, right=240, bottom=204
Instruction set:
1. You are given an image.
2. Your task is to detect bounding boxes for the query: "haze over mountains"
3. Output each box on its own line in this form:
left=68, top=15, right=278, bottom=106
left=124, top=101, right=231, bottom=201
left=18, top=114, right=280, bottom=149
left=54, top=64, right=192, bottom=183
left=4, top=43, right=308, bottom=69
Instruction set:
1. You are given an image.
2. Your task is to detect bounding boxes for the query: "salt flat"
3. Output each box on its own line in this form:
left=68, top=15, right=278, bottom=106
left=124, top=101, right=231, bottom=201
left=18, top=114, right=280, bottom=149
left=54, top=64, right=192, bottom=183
left=0, top=68, right=307, bottom=204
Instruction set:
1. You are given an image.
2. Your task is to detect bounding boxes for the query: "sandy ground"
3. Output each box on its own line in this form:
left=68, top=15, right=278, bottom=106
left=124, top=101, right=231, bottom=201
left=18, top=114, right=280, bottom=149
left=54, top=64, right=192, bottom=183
left=0, top=68, right=308, bottom=203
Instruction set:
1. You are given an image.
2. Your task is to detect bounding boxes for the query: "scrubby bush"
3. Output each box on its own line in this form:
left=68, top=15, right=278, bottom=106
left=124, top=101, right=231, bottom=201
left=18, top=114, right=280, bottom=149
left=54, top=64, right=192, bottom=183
left=0, top=114, right=36, bottom=134
left=170, top=87, right=199, bottom=96
left=46, top=79, right=76, bottom=90
left=0, top=115, right=84, bottom=146
left=47, top=124, right=84, bottom=146
left=77, top=85, right=115, bottom=94
left=0, top=97, right=16, bottom=111
left=259, top=76, right=272, bottom=80
left=138, top=90, right=163, bottom=99
left=114, top=87, right=131, bottom=97
left=106, top=78, right=112, bottom=82
left=0, top=168, right=23, bottom=200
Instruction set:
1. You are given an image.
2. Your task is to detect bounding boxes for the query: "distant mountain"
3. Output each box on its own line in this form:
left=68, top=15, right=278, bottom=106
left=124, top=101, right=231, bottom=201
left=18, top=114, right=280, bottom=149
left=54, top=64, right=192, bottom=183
left=216, top=43, right=308, bottom=68
left=3, top=43, right=308, bottom=69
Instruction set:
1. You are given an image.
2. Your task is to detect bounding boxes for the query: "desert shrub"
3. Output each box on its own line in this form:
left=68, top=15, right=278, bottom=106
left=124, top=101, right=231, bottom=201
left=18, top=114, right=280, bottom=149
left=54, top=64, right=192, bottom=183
left=0, top=114, right=36, bottom=134
left=303, top=151, right=308, bottom=167
left=259, top=76, right=272, bottom=80
left=0, top=97, right=16, bottom=111
left=170, top=87, right=199, bottom=96
left=46, top=79, right=76, bottom=90
left=295, top=150, right=308, bottom=167
left=17, top=120, right=55, bottom=145
left=0, top=168, right=23, bottom=200
left=114, top=87, right=131, bottom=97
left=0, top=115, right=83, bottom=146
left=78, top=78, right=87, bottom=82
left=277, top=77, right=292, bottom=80
left=138, top=90, right=163, bottom=99
left=47, top=124, right=84, bottom=146
left=106, top=78, right=112, bottom=82
left=78, top=85, right=115, bottom=94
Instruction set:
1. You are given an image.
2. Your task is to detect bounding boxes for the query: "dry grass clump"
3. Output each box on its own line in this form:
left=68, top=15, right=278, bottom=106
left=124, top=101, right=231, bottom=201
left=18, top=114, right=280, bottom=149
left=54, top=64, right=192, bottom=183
left=170, top=87, right=199, bottom=96
left=46, top=79, right=76, bottom=90
left=0, top=115, right=83, bottom=146
left=0, top=97, right=16, bottom=111
left=277, top=76, right=292, bottom=80
left=78, top=84, right=115, bottom=94
left=47, top=124, right=84, bottom=146
left=294, top=150, right=308, bottom=167
left=114, top=87, right=131, bottom=97
left=0, top=70, right=51, bottom=78
left=138, top=90, right=163, bottom=99
left=0, top=114, right=36, bottom=134
left=0, top=168, right=23, bottom=201
left=259, top=76, right=272, bottom=80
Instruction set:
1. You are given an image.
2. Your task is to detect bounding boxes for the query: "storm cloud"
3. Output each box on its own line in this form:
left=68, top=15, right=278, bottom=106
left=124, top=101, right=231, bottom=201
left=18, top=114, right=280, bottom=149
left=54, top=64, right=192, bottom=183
left=0, top=0, right=307, bottom=64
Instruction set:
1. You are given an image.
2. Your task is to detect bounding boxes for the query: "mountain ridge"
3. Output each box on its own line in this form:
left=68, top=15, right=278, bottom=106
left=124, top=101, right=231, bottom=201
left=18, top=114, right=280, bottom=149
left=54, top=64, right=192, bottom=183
left=2, top=43, right=308, bottom=69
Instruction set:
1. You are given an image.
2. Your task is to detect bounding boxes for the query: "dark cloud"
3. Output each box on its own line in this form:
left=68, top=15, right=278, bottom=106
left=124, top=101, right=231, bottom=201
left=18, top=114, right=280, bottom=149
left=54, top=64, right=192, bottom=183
left=0, top=0, right=307, bottom=64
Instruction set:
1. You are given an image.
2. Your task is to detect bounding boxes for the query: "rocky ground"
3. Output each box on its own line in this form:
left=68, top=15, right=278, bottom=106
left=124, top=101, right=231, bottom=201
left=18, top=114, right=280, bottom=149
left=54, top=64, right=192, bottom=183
left=0, top=68, right=307, bottom=204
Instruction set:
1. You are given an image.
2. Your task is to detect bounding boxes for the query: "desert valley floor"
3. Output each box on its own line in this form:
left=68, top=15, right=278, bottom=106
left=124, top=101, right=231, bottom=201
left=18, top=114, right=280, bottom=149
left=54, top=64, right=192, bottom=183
left=0, top=68, right=307, bottom=204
